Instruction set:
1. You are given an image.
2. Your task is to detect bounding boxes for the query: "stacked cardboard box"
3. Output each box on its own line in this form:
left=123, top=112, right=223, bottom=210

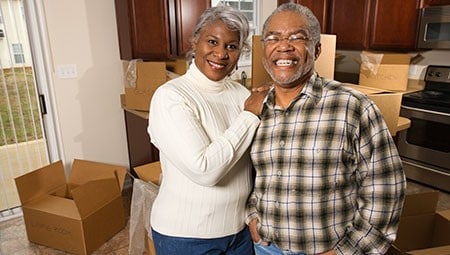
left=123, top=59, right=187, bottom=111
left=387, top=191, right=450, bottom=255
left=359, top=51, right=411, bottom=91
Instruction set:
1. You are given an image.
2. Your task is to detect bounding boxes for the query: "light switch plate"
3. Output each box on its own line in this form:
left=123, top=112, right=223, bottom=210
left=57, top=64, right=78, bottom=79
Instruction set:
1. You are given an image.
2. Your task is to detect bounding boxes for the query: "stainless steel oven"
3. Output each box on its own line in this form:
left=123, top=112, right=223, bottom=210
left=417, top=5, right=450, bottom=49
left=397, top=65, right=450, bottom=192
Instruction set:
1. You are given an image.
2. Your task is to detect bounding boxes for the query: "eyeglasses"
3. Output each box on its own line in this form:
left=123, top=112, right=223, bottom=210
left=261, top=33, right=309, bottom=45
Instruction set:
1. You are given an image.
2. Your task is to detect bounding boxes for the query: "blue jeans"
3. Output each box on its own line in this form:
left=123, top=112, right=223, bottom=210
left=151, top=226, right=254, bottom=255
left=254, top=242, right=307, bottom=255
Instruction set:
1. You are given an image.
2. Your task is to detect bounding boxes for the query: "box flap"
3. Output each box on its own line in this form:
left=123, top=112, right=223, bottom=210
left=407, top=245, right=450, bottom=255
left=431, top=211, right=450, bottom=247
left=68, top=159, right=127, bottom=191
left=402, top=191, right=439, bottom=216
left=395, top=213, right=435, bottom=251
left=361, top=51, right=411, bottom=65
left=24, top=194, right=80, bottom=219
left=438, top=209, right=450, bottom=219
left=15, top=160, right=66, bottom=204
left=134, top=161, right=162, bottom=185
left=71, top=177, right=121, bottom=218
left=344, top=83, right=390, bottom=95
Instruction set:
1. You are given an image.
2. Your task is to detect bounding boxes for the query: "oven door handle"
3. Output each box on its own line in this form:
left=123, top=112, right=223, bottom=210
left=401, top=105, right=450, bottom=117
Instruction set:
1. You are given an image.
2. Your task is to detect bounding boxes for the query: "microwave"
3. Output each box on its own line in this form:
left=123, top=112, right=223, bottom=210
left=417, top=5, right=450, bottom=49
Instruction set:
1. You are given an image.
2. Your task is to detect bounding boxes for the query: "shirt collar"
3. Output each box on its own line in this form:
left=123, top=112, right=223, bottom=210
left=264, top=72, right=322, bottom=110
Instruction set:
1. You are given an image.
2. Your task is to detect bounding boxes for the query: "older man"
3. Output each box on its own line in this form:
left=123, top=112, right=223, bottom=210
left=246, top=3, right=406, bottom=255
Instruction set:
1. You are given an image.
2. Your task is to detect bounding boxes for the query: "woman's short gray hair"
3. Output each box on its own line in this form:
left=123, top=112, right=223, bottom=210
left=262, top=3, right=321, bottom=46
left=187, top=5, right=250, bottom=62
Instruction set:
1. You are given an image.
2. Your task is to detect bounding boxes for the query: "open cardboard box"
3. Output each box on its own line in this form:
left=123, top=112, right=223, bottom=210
left=387, top=191, right=450, bottom=255
left=343, top=83, right=402, bottom=136
left=130, top=161, right=162, bottom=255
left=15, top=159, right=127, bottom=255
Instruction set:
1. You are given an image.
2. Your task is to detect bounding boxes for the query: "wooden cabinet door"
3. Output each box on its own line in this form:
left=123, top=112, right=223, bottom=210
left=369, top=0, right=420, bottom=51
left=175, top=0, right=211, bottom=56
left=423, top=0, right=450, bottom=6
left=115, top=0, right=209, bottom=60
left=115, top=0, right=172, bottom=60
left=277, top=0, right=329, bottom=33
left=328, top=0, right=371, bottom=50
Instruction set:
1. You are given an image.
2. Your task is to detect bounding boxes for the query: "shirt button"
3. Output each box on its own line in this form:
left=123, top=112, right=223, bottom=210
left=277, top=170, right=282, bottom=177
left=275, top=201, right=279, bottom=208
left=279, top=140, right=285, bottom=146
left=316, top=148, right=321, bottom=153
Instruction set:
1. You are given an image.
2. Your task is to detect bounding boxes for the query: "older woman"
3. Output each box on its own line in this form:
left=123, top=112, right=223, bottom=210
left=147, top=5, right=267, bottom=255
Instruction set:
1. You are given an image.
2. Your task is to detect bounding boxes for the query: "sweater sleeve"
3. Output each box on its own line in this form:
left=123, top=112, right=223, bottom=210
left=148, top=84, right=260, bottom=187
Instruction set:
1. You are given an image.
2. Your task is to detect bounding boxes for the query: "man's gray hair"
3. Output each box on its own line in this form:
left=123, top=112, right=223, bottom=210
left=262, top=3, right=321, bottom=46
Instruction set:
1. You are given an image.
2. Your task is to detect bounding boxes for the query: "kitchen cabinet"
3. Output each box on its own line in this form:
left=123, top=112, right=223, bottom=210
left=278, top=0, right=421, bottom=51
left=114, top=0, right=210, bottom=61
left=277, top=0, right=329, bottom=32
left=123, top=109, right=159, bottom=174
left=423, top=0, right=450, bottom=6
left=329, top=0, right=421, bottom=51
left=367, top=0, right=421, bottom=50
left=328, top=0, right=370, bottom=50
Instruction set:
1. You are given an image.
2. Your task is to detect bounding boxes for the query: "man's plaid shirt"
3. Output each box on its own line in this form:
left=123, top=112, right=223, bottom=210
left=246, top=73, right=406, bottom=255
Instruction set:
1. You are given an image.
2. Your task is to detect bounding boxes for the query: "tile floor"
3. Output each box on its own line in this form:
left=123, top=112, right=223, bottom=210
left=0, top=180, right=449, bottom=255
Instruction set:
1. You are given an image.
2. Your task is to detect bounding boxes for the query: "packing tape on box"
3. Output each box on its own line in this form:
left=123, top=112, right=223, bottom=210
left=125, top=59, right=143, bottom=88
left=360, top=52, right=384, bottom=76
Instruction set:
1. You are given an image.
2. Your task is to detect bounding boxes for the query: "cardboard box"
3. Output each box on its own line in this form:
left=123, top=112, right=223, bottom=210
left=15, top=159, right=127, bottom=255
left=134, top=161, right=162, bottom=186
left=123, top=59, right=186, bottom=111
left=343, top=83, right=402, bottom=136
left=386, top=191, right=450, bottom=255
left=130, top=161, right=162, bottom=255
left=359, top=51, right=411, bottom=91
left=251, top=34, right=336, bottom=88
left=124, top=61, right=168, bottom=112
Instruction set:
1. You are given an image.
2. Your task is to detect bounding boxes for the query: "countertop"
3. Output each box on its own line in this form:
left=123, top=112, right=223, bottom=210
left=121, top=98, right=413, bottom=134
left=121, top=79, right=424, bottom=134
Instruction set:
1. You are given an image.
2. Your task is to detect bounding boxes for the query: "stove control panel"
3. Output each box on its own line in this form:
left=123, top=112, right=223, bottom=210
left=425, top=65, right=450, bottom=83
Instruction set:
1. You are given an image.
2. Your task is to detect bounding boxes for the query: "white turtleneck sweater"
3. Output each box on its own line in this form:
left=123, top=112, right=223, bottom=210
left=147, top=63, right=260, bottom=238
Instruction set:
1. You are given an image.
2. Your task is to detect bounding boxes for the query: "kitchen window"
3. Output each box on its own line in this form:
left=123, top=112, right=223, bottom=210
left=211, top=0, right=258, bottom=66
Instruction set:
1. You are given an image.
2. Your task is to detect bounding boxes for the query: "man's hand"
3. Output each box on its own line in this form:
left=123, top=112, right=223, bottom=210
left=248, top=219, right=269, bottom=245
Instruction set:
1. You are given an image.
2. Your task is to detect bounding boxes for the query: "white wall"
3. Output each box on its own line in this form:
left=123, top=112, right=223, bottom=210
left=42, top=0, right=129, bottom=169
